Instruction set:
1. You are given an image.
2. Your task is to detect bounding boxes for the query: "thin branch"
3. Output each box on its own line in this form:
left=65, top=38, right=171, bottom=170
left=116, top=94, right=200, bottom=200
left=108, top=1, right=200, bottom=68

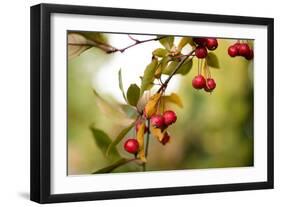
left=68, top=35, right=167, bottom=54
left=128, top=35, right=140, bottom=43
left=157, top=50, right=195, bottom=93
left=115, top=36, right=167, bottom=53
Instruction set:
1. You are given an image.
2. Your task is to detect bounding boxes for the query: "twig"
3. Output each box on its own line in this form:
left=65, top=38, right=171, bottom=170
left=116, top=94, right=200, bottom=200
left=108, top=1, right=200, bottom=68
left=68, top=35, right=167, bottom=54
left=157, top=50, right=195, bottom=93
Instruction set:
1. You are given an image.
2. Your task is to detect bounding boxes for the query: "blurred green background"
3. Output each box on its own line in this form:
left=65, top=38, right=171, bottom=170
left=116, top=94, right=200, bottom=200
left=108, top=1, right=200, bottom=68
left=67, top=33, right=253, bottom=175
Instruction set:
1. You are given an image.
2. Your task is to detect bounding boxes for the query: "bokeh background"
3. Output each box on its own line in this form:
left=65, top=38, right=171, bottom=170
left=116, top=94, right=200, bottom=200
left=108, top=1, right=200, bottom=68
left=67, top=32, right=253, bottom=175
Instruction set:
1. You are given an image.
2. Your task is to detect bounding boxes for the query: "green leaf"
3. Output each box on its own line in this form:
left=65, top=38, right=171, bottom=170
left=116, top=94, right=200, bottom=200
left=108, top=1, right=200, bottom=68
left=118, top=69, right=127, bottom=103
left=140, top=58, right=158, bottom=95
left=159, top=36, right=174, bottom=50
left=127, top=84, right=140, bottom=106
left=177, top=37, right=193, bottom=50
left=153, top=48, right=168, bottom=57
left=106, top=122, right=135, bottom=156
left=177, top=58, right=193, bottom=75
left=92, top=158, right=131, bottom=174
left=162, top=61, right=179, bottom=75
left=206, top=52, right=220, bottom=69
left=90, top=126, right=121, bottom=161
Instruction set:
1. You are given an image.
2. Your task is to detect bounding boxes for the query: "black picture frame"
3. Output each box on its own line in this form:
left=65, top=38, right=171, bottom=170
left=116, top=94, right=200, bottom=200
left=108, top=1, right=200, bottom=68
left=30, top=3, right=274, bottom=204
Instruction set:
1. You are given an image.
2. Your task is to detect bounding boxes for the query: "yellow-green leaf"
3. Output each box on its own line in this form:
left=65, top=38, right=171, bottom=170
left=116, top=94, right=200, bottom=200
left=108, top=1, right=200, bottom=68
left=159, top=36, right=174, bottom=50
left=150, top=126, right=166, bottom=142
left=206, top=52, right=220, bottom=69
left=178, top=37, right=193, bottom=50
left=93, top=89, right=133, bottom=126
left=154, top=56, right=171, bottom=78
left=127, top=84, right=140, bottom=106
left=162, top=61, right=179, bottom=75
left=144, top=93, right=162, bottom=118
left=140, top=58, right=158, bottom=95
left=136, top=123, right=146, bottom=162
left=162, top=93, right=183, bottom=108
left=68, top=33, right=91, bottom=59
left=153, top=48, right=168, bottom=57
left=106, top=121, right=135, bottom=156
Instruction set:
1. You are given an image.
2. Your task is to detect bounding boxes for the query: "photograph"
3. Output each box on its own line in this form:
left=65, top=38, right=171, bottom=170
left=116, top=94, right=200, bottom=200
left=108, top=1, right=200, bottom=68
left=67, top=32, right=254, bottom=175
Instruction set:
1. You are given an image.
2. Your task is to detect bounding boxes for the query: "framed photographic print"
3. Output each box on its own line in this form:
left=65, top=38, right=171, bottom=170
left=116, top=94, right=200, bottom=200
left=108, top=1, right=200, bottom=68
left=30, top=3, right=274, bottom=203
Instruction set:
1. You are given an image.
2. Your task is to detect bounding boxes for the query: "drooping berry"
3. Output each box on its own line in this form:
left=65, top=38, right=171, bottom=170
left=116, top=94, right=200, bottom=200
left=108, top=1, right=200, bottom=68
left=204, top=78, right=216, bottom=92
left=193, top=38, right=207, bottom=46
left=245, top=48, right=254, bottom=60
left=228, top=45, right=239, bottom=57
left=135, top=120, right=147, bottom=133
left=192, top=75, right=206, bottom=89
left=206, top=38, right=218, bottom=50
left=195, top=46, right=208, bottom=58
left=234, top=42, right=241, bottom=50
left=238, top=43, right=251, bottom=57
left=124, top=138, right=139, bottom=154
left=161, top=132, right=170, bottom=145
left=151, top=115, right=165, bottom=128
left=163, top=110, right=177, bottom=126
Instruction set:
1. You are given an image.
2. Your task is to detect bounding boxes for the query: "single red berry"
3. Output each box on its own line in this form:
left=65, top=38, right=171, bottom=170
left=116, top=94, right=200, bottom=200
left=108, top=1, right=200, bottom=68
left=135, top=120, right=147, bottom=133
left=163, top=110, right=177, bottom=126
left=192, top=75, right=206, bottom=89
left=195, top=46, right=208, bottom=58
left=238, top=43, right=251, bottom=57
left=204, top=78, right=216, bottom=92
left=124, top=138, right=139, bottom=154
left=193, top=37, right=207, bottom=46
left=206, top=38, right=218, bottom=50
left=151, top=115, right=165, bottom=128
left=161, top=132, right=170, bottom=145
left=245, top=48, right=254, bottom=60
left=228, top=45, right=239, bottom=57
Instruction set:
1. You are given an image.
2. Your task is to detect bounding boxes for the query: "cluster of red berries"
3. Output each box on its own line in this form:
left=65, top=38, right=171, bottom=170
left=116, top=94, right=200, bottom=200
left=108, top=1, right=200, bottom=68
left=193, top=37, right=218, bottom=59
left=192, top=75, right=216, bottom=92
left=150, top=110, right=177, bottom=145
left=228, top=42, right=253, bottom=60
left=123, top=110, right=177, bottom=154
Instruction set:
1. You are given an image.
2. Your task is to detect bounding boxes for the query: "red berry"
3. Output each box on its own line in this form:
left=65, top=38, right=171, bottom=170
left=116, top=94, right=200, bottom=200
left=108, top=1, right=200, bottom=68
left=135, top=120, right=147, bottom=133
left=206, top=38, right=218, bottom=50
left=195, top=46, right=208, bottom=58
left=151, top=115, right=165, bottom=128
left=161, top=132, right=170, bottom=145
left=245, top=48, right=254, bottom=60
left=238, top=43, right=250, bottom=57
left=163, top=110, right=177, bottom=126
left=234, top=42, right=241, bottom=50
left=193, top=38, right=207, bottom=46
left=204, top=78, right=216, bottom=92
left=228, top=45, right=239, bottom=57
left=192, top=75, right=206, bottom=89
left=124, top=138, right=139, bottom=154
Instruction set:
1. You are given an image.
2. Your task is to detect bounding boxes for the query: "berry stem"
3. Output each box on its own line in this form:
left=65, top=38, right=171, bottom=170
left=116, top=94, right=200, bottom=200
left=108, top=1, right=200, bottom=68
left=142, top=119, right=151, bottom=171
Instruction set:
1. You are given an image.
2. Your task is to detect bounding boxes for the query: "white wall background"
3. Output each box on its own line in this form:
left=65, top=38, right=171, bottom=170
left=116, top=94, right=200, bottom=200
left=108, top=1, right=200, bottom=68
left=0, top=0, right=279, bottom=206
